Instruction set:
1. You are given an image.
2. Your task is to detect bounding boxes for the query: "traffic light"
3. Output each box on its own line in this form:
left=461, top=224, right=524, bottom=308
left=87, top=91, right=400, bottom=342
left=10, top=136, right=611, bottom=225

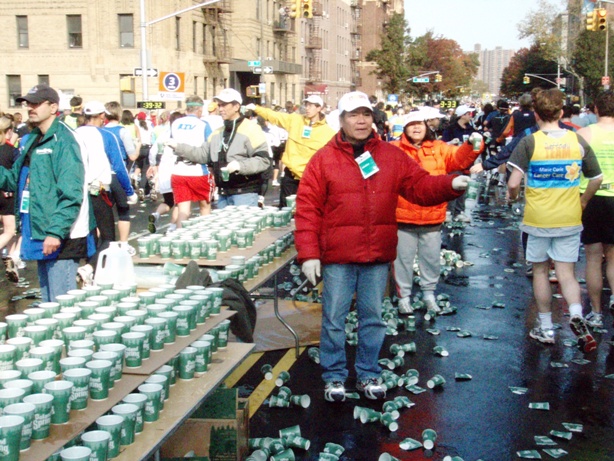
left=301, top=0, right=313, bottom=19
left=523, top=76, right=530, bottom=84
left=586, top=10, right=597, bottom=31
left=434, top=74, right=442, bottom=82
left=597, top=8, right=607, bottom=31
left=288, top=0, right=298, bottom=18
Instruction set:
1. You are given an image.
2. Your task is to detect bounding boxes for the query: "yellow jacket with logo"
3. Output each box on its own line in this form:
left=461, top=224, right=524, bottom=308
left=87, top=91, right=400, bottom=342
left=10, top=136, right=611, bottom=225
left=254, top=106, right=336, bottom=179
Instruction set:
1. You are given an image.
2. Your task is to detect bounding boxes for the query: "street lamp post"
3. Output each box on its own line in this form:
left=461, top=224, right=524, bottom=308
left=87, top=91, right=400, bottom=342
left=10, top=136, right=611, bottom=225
left=139, top=0, right=222, bottom=101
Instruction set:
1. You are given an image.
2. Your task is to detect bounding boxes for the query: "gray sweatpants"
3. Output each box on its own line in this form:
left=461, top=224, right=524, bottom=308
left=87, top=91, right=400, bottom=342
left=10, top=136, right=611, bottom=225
left=393, top=226, right=442, bottom=298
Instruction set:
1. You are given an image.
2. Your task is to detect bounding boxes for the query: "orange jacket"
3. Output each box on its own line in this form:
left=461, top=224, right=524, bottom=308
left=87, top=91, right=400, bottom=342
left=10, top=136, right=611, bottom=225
left=392, top=134, right=481, bottom=225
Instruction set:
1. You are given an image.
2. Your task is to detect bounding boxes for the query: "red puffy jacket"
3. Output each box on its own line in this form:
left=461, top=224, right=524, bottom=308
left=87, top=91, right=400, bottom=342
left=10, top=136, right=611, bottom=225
left=295, top=131, right=463, bottom=265
left=392, top=134, right=480, bottom=225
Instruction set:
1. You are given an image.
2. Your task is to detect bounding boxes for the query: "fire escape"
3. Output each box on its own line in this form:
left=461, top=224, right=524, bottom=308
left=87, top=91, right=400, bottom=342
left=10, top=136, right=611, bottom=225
left=305, top=1, right=323, bottom=84
left=350, top=0, right=362, bottom=89
left=202, top=0, right=233, bottom=67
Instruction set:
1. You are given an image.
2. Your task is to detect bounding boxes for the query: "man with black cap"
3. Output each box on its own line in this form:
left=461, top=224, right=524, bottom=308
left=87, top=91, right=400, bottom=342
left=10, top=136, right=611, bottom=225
left=0, top=84, right=94, bottom=301
left=294, top=91, right=470, bottom=403
left=245, top=94, right=336, bottom=207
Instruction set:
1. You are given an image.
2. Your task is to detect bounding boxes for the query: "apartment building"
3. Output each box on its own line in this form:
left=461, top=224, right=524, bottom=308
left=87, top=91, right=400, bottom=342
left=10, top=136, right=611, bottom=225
left=473, top=44, right=515, bottom=96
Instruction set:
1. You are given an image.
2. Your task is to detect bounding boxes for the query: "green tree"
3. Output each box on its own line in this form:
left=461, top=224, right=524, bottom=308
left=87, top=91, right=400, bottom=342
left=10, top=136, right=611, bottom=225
left=500, top=45, right=558, bottom=98
left=364, top=12, right=411, bottom=95
left=572, top=28, right=614, bottom=101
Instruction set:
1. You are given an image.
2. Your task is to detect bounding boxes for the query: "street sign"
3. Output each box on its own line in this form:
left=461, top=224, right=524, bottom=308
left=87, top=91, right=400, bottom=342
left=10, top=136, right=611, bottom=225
left=263, top=66, right=274, bottom=74
left=259, top=82, right=266, bottom=94
left=602, top=76, right=610, bottom=86
left=134, top=68, right=159, bottom=77
left=412, top=77, right=430, bottom=83
left=159, top=72, right=185, bottom=101
left=253, top=67, right=262, bottom=74
left=248, top=60, right=262, bottom=67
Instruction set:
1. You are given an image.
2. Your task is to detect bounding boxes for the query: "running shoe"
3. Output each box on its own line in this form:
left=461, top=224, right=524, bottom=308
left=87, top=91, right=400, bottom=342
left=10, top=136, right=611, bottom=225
left=148, top=213, right=158, bottom=234
left=397, top=297, right=413, bottom=315
left=3, top=256, right=19, bottom=283
left=529, top=326, right=555, bottom=344
left=76, top=264, right=94, bottom=287
left=356, top=377, right=386, bottom=400
left=609, top=295, right=614, bottom=312
left=454, top=212, right=471, bottom=223
left=137, top=188, right=145, bottom=202
left=569, top=315, right=597, bottom=353
left=423, top=297, right=441, bottom=314
left=324, top=381, right=346, bottom=403
left=585, top=311, right=604, bottom=329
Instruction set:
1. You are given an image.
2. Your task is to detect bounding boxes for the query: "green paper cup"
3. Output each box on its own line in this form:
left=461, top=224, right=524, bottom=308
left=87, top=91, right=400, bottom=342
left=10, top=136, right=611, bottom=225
left=77, top=301, right=99, bottom=318
left=93, top=330, right=119, bottom=349
left=121, top=332, right=145, bottom=368
left=122, top=393, right=147, bottom=434
left=67, top=348, right=94, bottom=363
left=39, top=339, right=64, bottom=375
left=99, top=344, right=126, bottom=381
left=23, top=393, right=53, bottom=440
left=52, top=313, right=77, bottom=334
left=208, top=287, right=224, bottom=315
left=73, top=320, right=97, bottom=341
left=190, top=341, right=210, bottom=373
left=80, top=430, right=110, bottom=461
left=145, top=304, right=167, bottom=318
left=5, top=337, right=31, bottom=362
left=422, top=428, right=437, bottom=450
left=137, top=383, right=162, bottom=422
left=62, top=368, right=91, bottom=410
left=100, top=290, right=121, bottom=307
left=126, top=310, right=147, bottom=326
left=156, top=298, right=177, bottom=311
left=43, top=380, right=73, bottom=424
left=427, top=374, right=446, bottom=389
left=116, top=302, right=138, bottom=317
left=68, top=339, right=95, bottom=352
left=29, top=346, right=56, bottom=374
left=131, top=325, right=152, bottom=359
left=56, top=294, right=77, bottom=309
left=66, top=289, right=87, bottom=303
left=82, top=285, right=103, bottom=298
left=96, top=414, right=124, bottom=458
left=158, top=237, right=172, bottom=259
left=113, top=316, right=136, bottom=334
left=27, top=370, right=57, bottom=394
left=0, top=415, right=24, bottom=460
left=145, top=375, right=168, bottom=407
left=62, top=327, right=86, bottom=349
left=91, top=296, right=112, bottom=310
left=204, top=240, right=218, bottom=260
left=23, top=308, right=46, bottom=324
left=113, top=285, right=133, bottom=299
left=111, top=403, right=139, bottom=446
left=38, top=302, right=61, bottom=318
left=171, top=306, right=192, bottom=337
left=144, top=318, right=166, bottom=351
left=100, top=322, right=124, bottom=340
left=3, top=379, right=33, bottom=397
left=153, top=365, right=173, bottom=396
left=178, top=346, right=197, bottom=380
left=4, top=402, right=35, bottom=451
left=60, top=445, right=91, bottom=461
left=178, top=300, right=199, bottom=330
left=92, top=351, right=119, bottom=386
left=5, top=315, right=28, bottom=339
left=89, top=314, right=112, bottom=329
left=0, top=370, right=22, bottom=388
left=85, top=360, right=113, bottom=400
left=59, top=357, right=87, bottom=374
left=0, top=388, right=26, bottom=416
left=217, top=319, right=231, bottom=349
left=137, top=292, right=157, bottom=309
left=15, top=358, right=43, bottom=376
left=200, top=333, right=217, bottom=355
left=34, top=319, right=58, bottom=341
left=23, top=325, right=49, bottom=347
left=0, top=345, right=16, bottom=372
left=157, top=312, right=178, bottom=344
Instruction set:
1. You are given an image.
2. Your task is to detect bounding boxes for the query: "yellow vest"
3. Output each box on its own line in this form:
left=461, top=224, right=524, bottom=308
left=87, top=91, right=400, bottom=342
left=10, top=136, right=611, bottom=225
left=523, top=131, right=583, bottom=228
left=579, top=124, right=614, bottom=196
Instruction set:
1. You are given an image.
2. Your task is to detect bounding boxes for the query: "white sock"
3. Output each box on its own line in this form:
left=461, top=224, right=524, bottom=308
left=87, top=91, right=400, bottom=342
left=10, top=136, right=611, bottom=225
left=152, top=212, right=160, bottom=220
left=168, top=223, right=177, bottom=232
left=538, top=312, right=553, bottom=330
left=422, top=291, right=435, bottom=301
left=569, top=303, right=583, bottom=318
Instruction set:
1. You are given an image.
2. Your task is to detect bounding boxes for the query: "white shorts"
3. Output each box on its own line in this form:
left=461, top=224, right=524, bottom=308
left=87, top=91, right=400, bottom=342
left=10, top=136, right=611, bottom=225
left=525, top=233, right=580, bottom=263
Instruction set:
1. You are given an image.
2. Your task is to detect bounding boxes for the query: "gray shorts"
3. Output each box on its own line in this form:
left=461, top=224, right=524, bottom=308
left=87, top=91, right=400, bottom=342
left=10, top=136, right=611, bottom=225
left=525, top=233, right=580, bottom=263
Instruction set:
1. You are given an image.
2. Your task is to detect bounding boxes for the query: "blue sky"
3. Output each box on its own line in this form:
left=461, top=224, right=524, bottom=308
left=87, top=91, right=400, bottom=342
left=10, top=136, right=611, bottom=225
left=404, top=0, right=554, bottom=51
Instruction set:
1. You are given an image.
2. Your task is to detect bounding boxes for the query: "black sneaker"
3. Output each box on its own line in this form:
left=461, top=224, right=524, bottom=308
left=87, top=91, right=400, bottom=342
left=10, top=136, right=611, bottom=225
left=569, top=315, right=597, bottom=353
left=324, top=381, right=346, bottom=402
left=148, top=214, right=158, bottom=234
left=3, top=256, right=19, bottom=283
left=137, top=188, right=145, bottom=202
left=356, top=377, right=386, bottom=400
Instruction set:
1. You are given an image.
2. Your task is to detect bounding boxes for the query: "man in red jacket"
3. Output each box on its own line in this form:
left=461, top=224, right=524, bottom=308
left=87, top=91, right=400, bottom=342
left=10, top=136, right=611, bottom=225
left=295, top=91, right=470, bottom=402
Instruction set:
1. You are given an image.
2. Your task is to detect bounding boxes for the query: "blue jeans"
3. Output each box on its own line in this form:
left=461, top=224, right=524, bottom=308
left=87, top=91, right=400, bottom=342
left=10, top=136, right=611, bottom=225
left=216, top=193, right=259, bottom=209
left=37, top=258, right=78, bottom=302
left=320, top=263, right=389, bottom=384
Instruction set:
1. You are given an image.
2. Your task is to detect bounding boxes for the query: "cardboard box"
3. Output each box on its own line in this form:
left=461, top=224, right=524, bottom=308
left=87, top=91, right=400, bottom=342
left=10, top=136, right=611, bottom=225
left=161, top=397, right=249, bottom=461
left=192, top=387, right=238, bottom=420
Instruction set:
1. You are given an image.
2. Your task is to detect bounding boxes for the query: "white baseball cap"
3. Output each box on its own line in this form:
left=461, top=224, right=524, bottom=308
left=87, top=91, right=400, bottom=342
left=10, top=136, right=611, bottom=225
left=303, top=95, right=324, bottom=106
left=455, top=105, right=474, bottom=117
left=214, top=88, right=243, bottom=105
left=337, top=91, right=372, bottom=114
left=421, top=106, right=445, bottom=120
left=402, top=110, right=427, bottom=126
left=83, top=101, right=109, bottom=116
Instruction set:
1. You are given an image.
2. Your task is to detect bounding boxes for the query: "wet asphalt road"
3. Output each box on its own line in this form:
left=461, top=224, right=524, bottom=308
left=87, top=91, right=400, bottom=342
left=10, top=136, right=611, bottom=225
left=2, top=183, right=614, bottom=460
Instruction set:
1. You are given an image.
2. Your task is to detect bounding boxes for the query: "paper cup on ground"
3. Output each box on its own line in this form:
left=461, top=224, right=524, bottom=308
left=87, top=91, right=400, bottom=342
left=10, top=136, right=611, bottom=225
left=422, top=428, right=437, bottom=450
left=96, top=414, right=124, bottom=458
left=80, top=430, right=110, bottom=461
left=5, top=315, right=28, bottom=339
left=23, top=393, right=53, bottom=440
left=15, top=358, right=43, bottom=376
left=0, top=345, right=16, bottom=372
left=62, top=368, right=91, bottom=410
left=43, top=380, right=73, bottom=424
left=3, top=379, right=33, bottom=397
left=85, top=360, right=113, bottom=400
left=122, top=393, right=147, bottom=434
left=0, top=415, right=24, bottom=461
left=4, top=402, right=35, bottom=451
left=111, top=403, right=139, bottom=446
left=121, top=332, right=145, bottom=368
left=427, top=374, right=446, bottom=389
left=137, top=383, right=162, bottom=422
left=28, top=370, right=57, bottom=394
left=0, top=388, right=26, bottom=416
left=99, top=343, right=126, bottom=381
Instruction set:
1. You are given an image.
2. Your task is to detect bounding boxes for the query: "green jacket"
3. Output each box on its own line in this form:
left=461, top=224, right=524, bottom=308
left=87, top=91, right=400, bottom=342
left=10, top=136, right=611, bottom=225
left=0, top=117, right=93, bottom=241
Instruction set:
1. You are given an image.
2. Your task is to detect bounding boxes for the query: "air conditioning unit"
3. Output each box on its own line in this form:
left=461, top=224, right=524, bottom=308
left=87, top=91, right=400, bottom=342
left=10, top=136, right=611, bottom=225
left=344, top=23, right=349, bottom=28
left=267, top=20, right=273, bottom=25
left=344, top=50, right=349, bottom=56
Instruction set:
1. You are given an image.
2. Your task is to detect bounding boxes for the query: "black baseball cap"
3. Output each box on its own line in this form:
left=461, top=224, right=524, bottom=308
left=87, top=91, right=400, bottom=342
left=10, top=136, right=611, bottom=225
left=16, top=84, right=60, bottom=105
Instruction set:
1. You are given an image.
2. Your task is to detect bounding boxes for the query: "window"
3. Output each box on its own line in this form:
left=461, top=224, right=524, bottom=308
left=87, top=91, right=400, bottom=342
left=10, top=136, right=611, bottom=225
left=193, top=21, right=197, bottom=53
left=119, top=74, right=135, bottom=108
left=175, top=17, right=180, bottom=51
left=7, top=75, right=21, bottom=108
left=119, top=14, right=134, bottom=48
left=16, top=16, right=28, bottom=48
left=38, top=75, right=50, bottom=86
left=202, top=24, right=208, bottom=55
left=67, top=15, right=82, bottom=48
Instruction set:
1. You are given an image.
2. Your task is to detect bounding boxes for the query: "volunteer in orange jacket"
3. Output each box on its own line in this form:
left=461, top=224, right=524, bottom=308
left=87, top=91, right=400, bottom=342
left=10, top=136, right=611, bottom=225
left=392, top=110, right=483, bottom=316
